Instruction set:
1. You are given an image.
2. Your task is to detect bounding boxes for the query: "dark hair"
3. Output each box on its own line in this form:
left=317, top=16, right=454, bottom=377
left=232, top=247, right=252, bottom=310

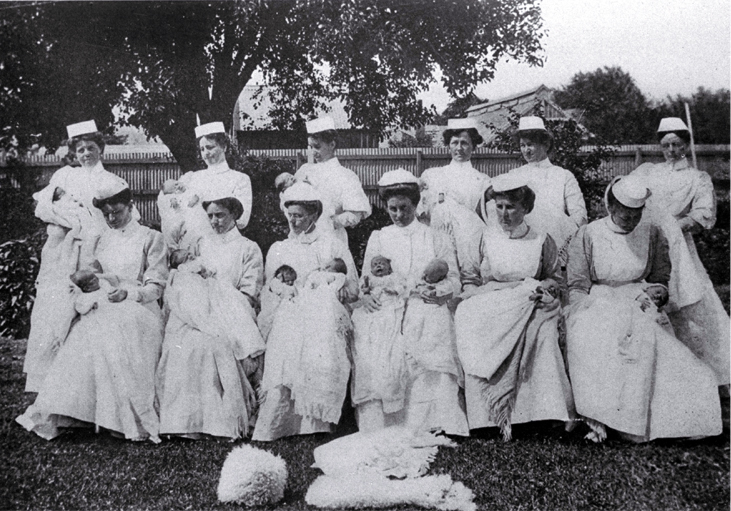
left=379, top=183, right=421, bottom=207
left=442, top=128, right=483, bottom=147
left=494, top=185, right=536, bottom=214
left=274, top=264, right=297, bottom=279
left=283, top=199, right=323, bottom=219
left=197, top=132, right=229, bottom=150
left=308, top=129, right=338, bottom=148
left=69, top=269, right=98, bottom=291
left=169, top=249, right=189, bottom=270
left=516, top=129, right=554, bottom=152
left=658, top=129, right=691, bottom=145
left=68, top=132, right=106, bottom=153
left=202, top=197, right=244, bottom=220
left=329, top=258, right=347, bottom=275
left=92, top=188, right=133, bottom=209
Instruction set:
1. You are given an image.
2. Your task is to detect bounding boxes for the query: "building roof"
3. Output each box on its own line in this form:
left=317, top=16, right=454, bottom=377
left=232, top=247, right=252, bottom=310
left=234, top=85, right=354, bottom=131
left=466, top=84, right=551, bottom=115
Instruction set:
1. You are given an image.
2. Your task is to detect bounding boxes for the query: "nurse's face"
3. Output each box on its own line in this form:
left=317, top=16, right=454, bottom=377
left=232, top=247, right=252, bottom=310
left=199, top=136, right=227, bottom=167
left=609, top=201, right=644, bottom=233
left=495, top=196, right=527, bottom=232
left=660, top=133, right=687, bottom=163
left=206, top=202, right=236, bottom=234
left=520, top=138, right=548, bottom=163
left=386, top=195, right=416, bottom=228
left=101, top=202, right=133, bottom=230
left=75, top=140, right=103, bottom=168
left=287, top=204, right=317, bottom=234
left=308, top=136, right=336, bottom=163
left=449, top=131, right=474, bottom=163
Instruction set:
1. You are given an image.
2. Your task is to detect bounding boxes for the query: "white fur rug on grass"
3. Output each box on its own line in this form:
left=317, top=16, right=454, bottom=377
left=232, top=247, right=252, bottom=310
left=305, top=473, right=477, bottom=511
left=217, top=445, right=287, bottom=506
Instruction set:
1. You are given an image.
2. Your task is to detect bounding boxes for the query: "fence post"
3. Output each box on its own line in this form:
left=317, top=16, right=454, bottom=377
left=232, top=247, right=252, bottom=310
left=296, top=151, right=302, bottom=169
left=416, top=149, right=423, bottom=176
left=634, top=147, right=643, bottom=167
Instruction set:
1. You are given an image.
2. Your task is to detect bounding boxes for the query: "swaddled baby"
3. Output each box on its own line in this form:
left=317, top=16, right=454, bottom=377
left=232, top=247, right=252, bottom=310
left=361, top=256, right=407, bottom=304
left=305, top=258, right=348, bottom=291
left=414, top=258, right=452, bottom=299
left=270, top=264, right=298, bottom=300
left=69, top=269, right=117, bottom=315
left=635, top=283, right=674, bottom=333
left=43, top=186, right=96, bottom=268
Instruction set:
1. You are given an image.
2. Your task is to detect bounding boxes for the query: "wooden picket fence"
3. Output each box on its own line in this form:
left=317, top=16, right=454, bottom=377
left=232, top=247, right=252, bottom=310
left=4, top=145, right=728, bottom=225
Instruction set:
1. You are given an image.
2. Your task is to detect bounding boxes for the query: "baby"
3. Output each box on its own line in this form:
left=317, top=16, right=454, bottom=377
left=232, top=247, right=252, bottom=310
left=274, top=172, right=296, bottom=195
left=270, top=264, right=298, bottom=300
left=361, top=255, right=407, bottom=303
left=636, top=283, right=673, bottom=333
left=45, top=186, right=95, bottom=266
left=415, top=258, right=452, bottom=299
left=305, top=258, right=348, bottom=290
left=69, top=269, right=116, bottom=315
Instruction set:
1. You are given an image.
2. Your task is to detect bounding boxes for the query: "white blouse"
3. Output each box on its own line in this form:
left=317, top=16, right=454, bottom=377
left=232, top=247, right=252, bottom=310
left=420, top=160, right=491, bottom=213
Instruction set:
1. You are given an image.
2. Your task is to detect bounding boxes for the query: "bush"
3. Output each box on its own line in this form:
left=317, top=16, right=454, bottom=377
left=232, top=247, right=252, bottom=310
left=0, top=239, right=39, bottom=339
left=346, top=206, right=392, bottom=271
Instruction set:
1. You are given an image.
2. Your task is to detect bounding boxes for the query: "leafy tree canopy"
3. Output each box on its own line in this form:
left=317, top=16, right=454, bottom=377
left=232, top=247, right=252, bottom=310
left=655, top=87, right=730, bottom=145
left=553, top=66, right=655, bottom=145
left=1, top=0, right=545, bottom=171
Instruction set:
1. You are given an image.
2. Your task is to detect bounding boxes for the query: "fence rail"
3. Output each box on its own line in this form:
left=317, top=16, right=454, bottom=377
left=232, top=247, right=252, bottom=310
left=3, top=145, right=728, bottom=225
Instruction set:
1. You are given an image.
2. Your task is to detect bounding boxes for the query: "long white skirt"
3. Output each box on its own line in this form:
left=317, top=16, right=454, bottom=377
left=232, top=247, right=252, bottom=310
left=566, top=284, right=721, bottom=440
left=17, top=300, right=163, bottom=442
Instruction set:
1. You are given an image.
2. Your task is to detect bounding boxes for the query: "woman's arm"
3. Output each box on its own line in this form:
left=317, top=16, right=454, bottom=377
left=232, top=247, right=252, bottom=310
left=682, top=171, right=716, bottom=233
left=537, top=234, right=563, bottom=284
left=645, top=225, right=671, bottom=287
left=335, top=171, right=372, bottom=226
left=133, top=230, right=169, bottom=303
left=566, top=225, right=592, bottom=302
left=233, top=173, right=253, bottom=229
left=563, top=170, right=588, bottom=229
left=238, top=240, right=265, bottom=308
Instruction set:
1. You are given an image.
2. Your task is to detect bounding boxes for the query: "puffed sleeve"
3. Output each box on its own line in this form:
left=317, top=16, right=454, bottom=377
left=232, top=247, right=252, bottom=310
left=645, top=224, right=671, bottom=287
left=538, top=234, right=562, bottom=283
left=432, top=230, right=461, bottom=296
left=631, top=162, right=656, bottom=177
left=338, top=170, right=372, bottom=217
left=136, top=229, right=169, bottom=304
left=687, top=170, right=716, bottom=230
left=332, top=237, right=360, bottom=301
left=563, top=169, right=588, bottom=229
left=460, top=230, right=485, bottom=289
left=237, top=239, right=264, bottom=306
left=233, top=173, right=253, bottom=229
left=567, top=225, right=592, bottom=299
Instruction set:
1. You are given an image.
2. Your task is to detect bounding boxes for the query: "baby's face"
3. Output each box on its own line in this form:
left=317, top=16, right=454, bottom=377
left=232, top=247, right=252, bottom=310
left=162, top=180, right=185, bottom=195
left=277, top=269, right=297, bottom=286
left=423, top=261, right=448, bottom=284
left=645, top=285, right=666, bottom=305
left=275, top=173, right=296, bottom=193
left=82, top=275, right=100, bottom=293
left=371, top=257, right=392, bottom=277
left=170, top=250, right=191, bottom=268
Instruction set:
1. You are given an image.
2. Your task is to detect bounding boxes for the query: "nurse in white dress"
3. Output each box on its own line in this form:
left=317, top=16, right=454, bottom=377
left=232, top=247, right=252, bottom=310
left=17, top=183, right=168, bottom=442
left=253, top=183, right=359, bottom=441
left=631, top=117, right=729, bottom=390
left=157, top=122, right=252, bottom=252
left=486, top=116, right=587, bottom=254
left=419, top=118, right=490, bottom=277
left=293, top=116, right=371, bottom=245
left=455, top=175, right=574, bottom=440
left=565, top=176, right=721, bottom=443
left=24, top=120, right=137, bottom=392
left=356, top=169, right=469, bottom=436
left=157, top=195, right=265, bottom=440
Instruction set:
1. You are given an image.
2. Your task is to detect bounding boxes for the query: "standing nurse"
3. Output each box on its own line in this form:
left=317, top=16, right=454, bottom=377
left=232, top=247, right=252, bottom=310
left=294, top=116, right=371, bottom=244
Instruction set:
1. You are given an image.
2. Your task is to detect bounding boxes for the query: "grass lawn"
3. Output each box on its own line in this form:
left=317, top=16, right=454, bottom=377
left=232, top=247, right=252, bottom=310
left=1, top=337, right=729, bottom=511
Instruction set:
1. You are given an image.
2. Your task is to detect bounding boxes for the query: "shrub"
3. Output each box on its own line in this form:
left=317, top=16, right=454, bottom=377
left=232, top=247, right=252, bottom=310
left=347, top=206, right=392, bottom=271
left=0, top=239, right=40, bottom=339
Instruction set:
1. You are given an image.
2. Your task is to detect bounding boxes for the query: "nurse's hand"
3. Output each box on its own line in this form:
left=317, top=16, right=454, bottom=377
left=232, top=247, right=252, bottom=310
left=362, top=294, right=381, bottom=313
left=187, top=194, right=200, bottom=208
left=421, top=290, right=452, bottom=306
left=108, top=288, right=128, bottom=303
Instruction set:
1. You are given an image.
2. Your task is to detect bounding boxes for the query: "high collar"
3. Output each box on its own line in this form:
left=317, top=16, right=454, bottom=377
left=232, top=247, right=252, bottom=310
left=391, top=218, right=422, bottom=235
left=111, top=219, right=141, bottom=236
left=289, top=223, right=321, bottom=245
left=666, top=157, right=691, bottom=171
left=205, top=161, right=231, bottom=174
left=447, top=160, right=474, bottom=172
left=604, top=215, right=635, bottom=235
left=316, top=157, right=341, bottom=170
left=525, top=157, right=552, bottom=168
left=212, top=225, right=241, bottom=244
left=80, top=161, right=106, bottom=173
left=500, top=221, right=530, bottom=239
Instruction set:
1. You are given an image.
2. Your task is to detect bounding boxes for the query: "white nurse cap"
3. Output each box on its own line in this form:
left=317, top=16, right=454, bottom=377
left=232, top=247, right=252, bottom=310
left=281, top=182, right=321, bottom=203
left=610, top=175, right=651, bottom=208
left=95, top=176, right=129, bottom=202
left=518, top=116, right=546, bottom=132
left=657, top=117, right=689, bottom=133
left=447, top=118, right=480, bottom=131
left=306, top=116, right=336, bottom=134
left=491, top=173, right=528, bottom=193
left=378, top=168, right=419, bottom=187
left=67, top=120, right=98, bottom=139
left=195, top=121, right=226, bottom=138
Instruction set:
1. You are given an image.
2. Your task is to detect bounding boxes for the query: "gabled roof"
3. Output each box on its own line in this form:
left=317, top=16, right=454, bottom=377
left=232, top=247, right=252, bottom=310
left=234, top=85, right=354, bottom=131
left=466, top=84, right=552, bottom=115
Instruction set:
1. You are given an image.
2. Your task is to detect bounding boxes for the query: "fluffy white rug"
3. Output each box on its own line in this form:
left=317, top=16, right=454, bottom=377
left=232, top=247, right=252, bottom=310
left=217, top=445, right=287, bottom=506
left=305, top=473, right=477, bottom=511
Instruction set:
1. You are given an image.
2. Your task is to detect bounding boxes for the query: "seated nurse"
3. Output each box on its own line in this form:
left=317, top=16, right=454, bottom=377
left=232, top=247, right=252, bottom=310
left=455, top=174, right=574, bottom=441
left=565, top=175, right=721, bottom=443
